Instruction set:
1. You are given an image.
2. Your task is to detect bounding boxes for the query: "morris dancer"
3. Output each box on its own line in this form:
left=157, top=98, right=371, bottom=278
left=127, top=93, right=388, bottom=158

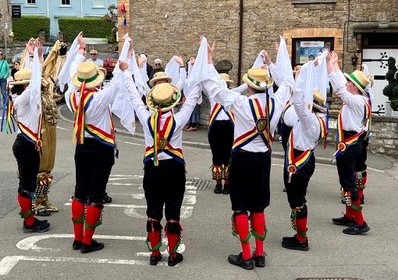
left=327, top=51, right=371, bottom=235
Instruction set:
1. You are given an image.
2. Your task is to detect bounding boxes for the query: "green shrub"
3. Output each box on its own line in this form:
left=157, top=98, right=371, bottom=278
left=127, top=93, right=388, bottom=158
left=11, top=16, right=50, bottom=41
left=383, top=57, right=398, bottom=110
left=59, top=17, right=115, bottom=43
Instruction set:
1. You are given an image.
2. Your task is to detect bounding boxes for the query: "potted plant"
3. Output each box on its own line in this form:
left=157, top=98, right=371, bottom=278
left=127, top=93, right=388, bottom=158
left=383, top=56, right=398, bottom=112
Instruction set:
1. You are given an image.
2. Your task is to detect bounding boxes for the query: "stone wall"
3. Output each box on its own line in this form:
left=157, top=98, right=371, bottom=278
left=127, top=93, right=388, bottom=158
left=327, top=113, right=398, bottom=158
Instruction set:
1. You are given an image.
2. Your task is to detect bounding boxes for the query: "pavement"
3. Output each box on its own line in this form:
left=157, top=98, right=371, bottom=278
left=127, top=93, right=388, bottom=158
left=59, top=104, right=396, bottom=171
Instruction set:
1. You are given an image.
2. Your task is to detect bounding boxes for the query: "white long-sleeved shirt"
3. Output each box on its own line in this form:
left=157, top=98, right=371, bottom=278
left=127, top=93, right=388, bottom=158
left=329, top=70, right=369, bottom=133
left=65, top=54, right=124, bottom=140
left=123, top=70, right=201, bottom=161
left=202, top=68, right=291, bottom=153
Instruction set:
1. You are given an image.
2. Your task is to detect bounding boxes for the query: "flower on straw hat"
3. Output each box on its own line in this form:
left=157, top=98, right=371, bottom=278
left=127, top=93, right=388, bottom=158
left=72, top=61, right=105, bottom=89
left=344, top=70, right=370, bottom=94
left=149, top=71, right=172, bottom=87
left=219, top=73, right=233, bottom=86
left=242, top=68, right=273, bottom=91
left=146, top=83, right=181, bottom=112
left=9, top=68, right=32, bottom=85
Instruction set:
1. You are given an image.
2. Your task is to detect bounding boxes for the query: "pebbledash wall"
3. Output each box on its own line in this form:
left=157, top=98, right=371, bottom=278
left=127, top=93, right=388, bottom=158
left=117, top=0, right=398, bottom=157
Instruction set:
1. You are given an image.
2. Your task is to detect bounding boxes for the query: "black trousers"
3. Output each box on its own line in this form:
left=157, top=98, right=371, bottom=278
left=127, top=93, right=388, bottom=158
left=143, top=159, right=186, bottom=221
left=74, top=138, right=115, bottom=204
left=283, top=149, right=315, bottom=208
left=229, top=150, right=271, bottom=212
left=336, top=132, right=365, bottom=191
left=355, top=137, right=369, bottom=172
left=13, top=134, right=40, bottom=193
left=208, top=120, right=234, bottom=166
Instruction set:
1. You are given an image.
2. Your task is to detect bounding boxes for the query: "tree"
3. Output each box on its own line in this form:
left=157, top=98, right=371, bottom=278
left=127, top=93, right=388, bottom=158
left=383, top=57, right=398, bottom=110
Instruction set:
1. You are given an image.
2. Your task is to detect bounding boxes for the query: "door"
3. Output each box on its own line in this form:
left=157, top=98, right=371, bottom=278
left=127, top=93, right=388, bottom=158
left=362, top=48, right=398, bottom=116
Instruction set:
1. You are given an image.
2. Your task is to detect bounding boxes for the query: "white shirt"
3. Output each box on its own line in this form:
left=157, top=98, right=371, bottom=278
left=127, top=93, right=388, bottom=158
left=202, top=68, right=291, bottom=153
left=329, top=70, right=369, bottom=133
left=123, top=70, right=201, bottom=161
left=86, top=58, right=104, bottom=67
left=14, top=85, right=41, bottom=135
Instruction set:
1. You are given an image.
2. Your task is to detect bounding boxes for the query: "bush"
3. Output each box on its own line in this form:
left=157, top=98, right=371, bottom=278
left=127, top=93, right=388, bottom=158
left=383, top=57, right=398, bottom=110
left=12, top=16, right=50, bottom=41
left=59, top=17, right=115, bottom=43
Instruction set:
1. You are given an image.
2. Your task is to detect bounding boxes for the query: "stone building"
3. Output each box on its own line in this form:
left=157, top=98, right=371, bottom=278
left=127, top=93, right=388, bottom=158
left=117, top=0, right=398, bottom=157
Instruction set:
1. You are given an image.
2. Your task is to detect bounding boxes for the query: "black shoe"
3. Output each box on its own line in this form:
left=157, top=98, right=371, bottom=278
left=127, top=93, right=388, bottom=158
left=36, top=208, right=51, bottom=217
left=332, top=215, right=356, bottom=227
left=103, top=193, right=112, bottom=204
left=227, top=253, right=254, bottom=270
left=80, top=240, right=104, bottom=253
left=150, top=254, right=162, bottom=266
left=343, top=222, right=370, bottom=235
left=72, top=240, right=82, bottom=250
left=168, top=252, right=183, bottom=266
left=23, top=218, right=50, bottom=233
left=252, top=254, right=265, bottom=267
left=214, top=184, right=222, bottom=194
left=222, top=184, right=229, bottom=194
left=282, top=236, right=309, bottom=251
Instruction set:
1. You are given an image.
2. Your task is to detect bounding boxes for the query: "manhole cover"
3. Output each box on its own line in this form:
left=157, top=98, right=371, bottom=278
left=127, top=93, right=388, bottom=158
left=186, top=178, right=213, bottom=191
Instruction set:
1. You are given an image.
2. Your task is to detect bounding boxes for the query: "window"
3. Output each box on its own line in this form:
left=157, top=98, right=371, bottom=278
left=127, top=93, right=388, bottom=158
left=61, top=0, right=70, bottom=6
left=26, top=0, right=36, bottom=5
left=93, top=0, right=105, bottom=8
left=292, top=38, right=334, bottom=66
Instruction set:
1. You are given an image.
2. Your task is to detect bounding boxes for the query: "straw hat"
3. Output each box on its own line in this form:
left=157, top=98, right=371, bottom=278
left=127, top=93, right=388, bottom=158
left=146, top=83, right=181, bottom=112
left=242, top=68, right=273, bottom=91
left=9, top=68, right=32, bottom=85
left=149, top=71, right=172, bottom=87
left=219, top=73, right=233, bottom=86
left=312, top=89, right=326, bottom=113
left=344, top=70, right=370, bottom=94
left=72, top=61, right=105, bottom=89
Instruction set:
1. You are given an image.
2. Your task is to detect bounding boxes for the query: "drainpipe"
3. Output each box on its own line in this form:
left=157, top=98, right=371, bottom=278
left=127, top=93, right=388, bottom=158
left=237, top=0, right=243, bottom=85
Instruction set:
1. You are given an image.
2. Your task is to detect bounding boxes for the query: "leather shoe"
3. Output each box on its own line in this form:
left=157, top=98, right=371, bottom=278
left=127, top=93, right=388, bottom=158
left=72, top=240, right=82, bottom=250
left=222, top=184, right=229, bottom=194
left=252, top=254, right=265, bottom=267
left=168, top=252, right=183, bottom=266
left=80, top=240, right=104, bottom=253
left=228, top=253, right=254, bottom=270
left=150, top=253, right=162, bottom=266
left=214, top=184, right=222, bottom=194
left=332, top=215, right=356, bottom=227
left=282, top=236, right=309, bottom=251
left=343, top=222, right=370, bottom=235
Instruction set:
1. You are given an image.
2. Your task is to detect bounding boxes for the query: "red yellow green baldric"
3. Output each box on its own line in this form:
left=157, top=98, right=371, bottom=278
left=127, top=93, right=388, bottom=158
left=285, top=117, right=327, bottom=182
left=232, top=98, right=274, bottom=153
left=208, top=103, right=235, bottom=128
left=70, top=83, right=116, bottom=149
left=17, top=113, right=43, bottom=151
left=1, top=95, right=17, bottom=134
left=145, top=112, right=184, bottom=166
left=334, top=101, right=371, bottom=158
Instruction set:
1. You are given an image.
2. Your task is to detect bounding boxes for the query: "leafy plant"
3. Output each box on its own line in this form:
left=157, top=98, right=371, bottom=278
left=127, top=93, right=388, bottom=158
left=383, top=57, right=398, bottom=110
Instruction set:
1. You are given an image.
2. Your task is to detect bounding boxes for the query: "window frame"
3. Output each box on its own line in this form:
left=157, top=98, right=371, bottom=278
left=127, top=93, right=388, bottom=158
left=292, top=37, right=334, bottom=66
left=60, top=0, right=71, bottom=6
left=93, top=0, right=105, bottom=8
left=26, top=0, right=36, bottom=5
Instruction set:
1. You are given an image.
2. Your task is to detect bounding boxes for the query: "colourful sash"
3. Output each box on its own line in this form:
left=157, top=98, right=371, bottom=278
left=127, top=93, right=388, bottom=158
left=144, top=113, right=184, bottom=166
left=285, top=117, right=327, bottom=182
left=70, top=89, right=117, bottom=149
left=334, top=101, right=370, bottom=157
left=232, top=98, right=274, bottom=153
left=17, top=113, right=42, bottom=151
left=1, top=95, right=17, bottom=134
left=208, top=103, right=234, bottom=128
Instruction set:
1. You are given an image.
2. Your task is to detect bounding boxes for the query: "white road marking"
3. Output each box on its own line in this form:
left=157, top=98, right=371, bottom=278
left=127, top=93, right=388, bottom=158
left=0, top=255, right=171, bottom=276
